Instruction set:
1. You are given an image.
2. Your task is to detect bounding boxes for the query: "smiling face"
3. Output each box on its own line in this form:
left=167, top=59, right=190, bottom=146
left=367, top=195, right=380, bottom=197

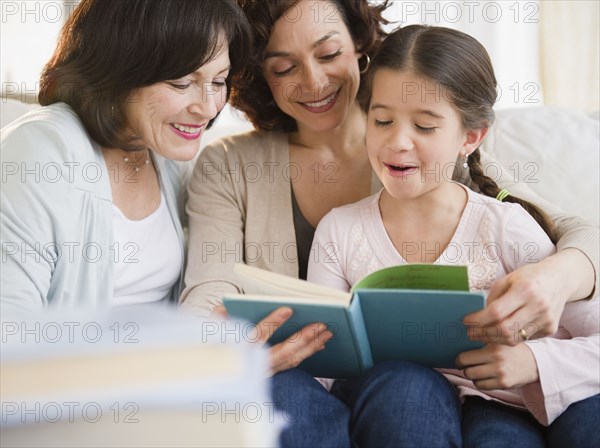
left=367, top=69, right=483, bottom=201
left=262, top=0, right=361, bottom=133
left=123, top=44, right=230, bottom=161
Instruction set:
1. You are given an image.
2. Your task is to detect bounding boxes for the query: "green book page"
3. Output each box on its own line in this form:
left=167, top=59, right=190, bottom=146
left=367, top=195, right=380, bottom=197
left=351, top=264, right=469, bottom=291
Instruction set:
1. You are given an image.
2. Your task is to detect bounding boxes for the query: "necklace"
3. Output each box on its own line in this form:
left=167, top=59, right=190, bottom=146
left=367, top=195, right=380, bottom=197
left=123, top=149, right=150, bottom=172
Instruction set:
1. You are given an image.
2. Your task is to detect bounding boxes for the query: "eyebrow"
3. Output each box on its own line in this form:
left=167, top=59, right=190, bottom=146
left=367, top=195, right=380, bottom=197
left=217, top=65, right=231, bottom=75
left=192, top=65, right=231, bottom=78
left=370, top=104, right=445, bottom=119
left=264, top=31, right=340, bottom=59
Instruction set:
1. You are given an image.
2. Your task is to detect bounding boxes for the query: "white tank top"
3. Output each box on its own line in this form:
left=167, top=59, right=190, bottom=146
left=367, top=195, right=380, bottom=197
left=111, top=193, right=181, bottom=306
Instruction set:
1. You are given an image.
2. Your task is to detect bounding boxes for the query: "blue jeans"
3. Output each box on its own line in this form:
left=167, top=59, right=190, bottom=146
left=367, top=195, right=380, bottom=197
left=271, top=360, right=462, bottom=447
left=462, top=394, right=600, bottom=448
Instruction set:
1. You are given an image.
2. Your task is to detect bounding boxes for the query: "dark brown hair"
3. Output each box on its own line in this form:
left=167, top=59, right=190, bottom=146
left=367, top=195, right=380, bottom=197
left=361, top=25, right=556, bottom=242
left=231, top=0, right=390, bottom=132
left=39, top=0, right=252, bottom=151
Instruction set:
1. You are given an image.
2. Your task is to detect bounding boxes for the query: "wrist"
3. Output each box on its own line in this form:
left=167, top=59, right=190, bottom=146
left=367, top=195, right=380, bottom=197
left=541, top=249, right=595, bottom=302
left=519, top=343, right=540, bottom=384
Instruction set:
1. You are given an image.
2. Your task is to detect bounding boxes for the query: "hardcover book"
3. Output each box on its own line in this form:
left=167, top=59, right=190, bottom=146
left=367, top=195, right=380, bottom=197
left=223, top=263, right=485, bottom=378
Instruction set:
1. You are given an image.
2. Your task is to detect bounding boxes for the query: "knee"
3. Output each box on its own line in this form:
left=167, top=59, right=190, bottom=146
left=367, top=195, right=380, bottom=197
left=356, top=361, right=459, bottom=416
left=271, top=369, right=328, bottom=401
left=364, top=360, right=452, bottom=394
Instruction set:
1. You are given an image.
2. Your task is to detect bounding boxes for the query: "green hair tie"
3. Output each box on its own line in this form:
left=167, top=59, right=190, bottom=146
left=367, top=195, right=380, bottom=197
left=496, top=189, right=510, bottom=202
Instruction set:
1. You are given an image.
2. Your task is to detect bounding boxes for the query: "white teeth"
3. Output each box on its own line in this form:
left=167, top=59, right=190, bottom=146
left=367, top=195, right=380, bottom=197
left=173, top=123, right=201, bottom=134
left=304, top=91, right=338, bottom=108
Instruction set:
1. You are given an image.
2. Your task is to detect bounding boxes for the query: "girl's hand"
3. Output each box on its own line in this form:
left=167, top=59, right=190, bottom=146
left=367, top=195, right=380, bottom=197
left=456, top=343, right=539, bottom=390
left=464, top=250, right=592, bottom=345
left=211, top=305, right=333, bottom=375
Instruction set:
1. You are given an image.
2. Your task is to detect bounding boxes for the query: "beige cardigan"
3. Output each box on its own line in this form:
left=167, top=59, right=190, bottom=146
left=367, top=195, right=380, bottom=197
left=181, top=131, right=598, bottom=317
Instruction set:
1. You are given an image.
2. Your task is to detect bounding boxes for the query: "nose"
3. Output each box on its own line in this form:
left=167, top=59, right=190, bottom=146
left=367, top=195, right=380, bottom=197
left=188, top=82, right=223, bottom=119
left=302, top=61, right=329, bottom=95
left=387, top=126, right=415, bottom=152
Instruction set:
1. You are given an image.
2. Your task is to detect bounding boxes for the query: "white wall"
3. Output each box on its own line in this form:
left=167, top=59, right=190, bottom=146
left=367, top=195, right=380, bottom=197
left=381, top=0, right=543, bottom=110
left=1, top=1, right=75, bottom=102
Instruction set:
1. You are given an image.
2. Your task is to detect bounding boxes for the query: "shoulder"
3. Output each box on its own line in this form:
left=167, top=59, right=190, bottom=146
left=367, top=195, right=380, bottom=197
left=464, top=185, right=556, bottom=257
left=2, top=103, right=88, bottom=140
left=465, top=185, right=531, bottom=222
left=1, top=103, right=93, bottom=163
left=317, top=191, right=381, bottom=233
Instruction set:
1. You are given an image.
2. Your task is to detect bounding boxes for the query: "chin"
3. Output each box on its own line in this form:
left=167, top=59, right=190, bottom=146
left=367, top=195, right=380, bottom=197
left=306, top=114, right=346, bottom=133
left=171, top=145, right=201, bottom=162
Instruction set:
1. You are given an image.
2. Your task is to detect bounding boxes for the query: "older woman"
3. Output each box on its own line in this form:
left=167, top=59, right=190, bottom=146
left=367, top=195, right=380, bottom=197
left=1, top=0, right=251, bottom=312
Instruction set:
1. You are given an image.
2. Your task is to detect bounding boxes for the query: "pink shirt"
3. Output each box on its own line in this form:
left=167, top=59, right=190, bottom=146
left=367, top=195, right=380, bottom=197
left=308, top=185, right=599, bottom=426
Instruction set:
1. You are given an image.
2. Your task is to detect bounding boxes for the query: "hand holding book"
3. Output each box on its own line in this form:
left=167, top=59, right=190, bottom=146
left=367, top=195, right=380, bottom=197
left=224, top=263, right=486, bottom=378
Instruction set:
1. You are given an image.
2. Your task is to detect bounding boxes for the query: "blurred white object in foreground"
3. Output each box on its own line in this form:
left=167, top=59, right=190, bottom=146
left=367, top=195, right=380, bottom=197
left=0, top=306, right=279, bottom=447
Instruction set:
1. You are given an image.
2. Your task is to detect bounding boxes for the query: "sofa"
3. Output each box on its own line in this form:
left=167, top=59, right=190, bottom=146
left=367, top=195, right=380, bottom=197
left=2, top=99, right=598, bottom=224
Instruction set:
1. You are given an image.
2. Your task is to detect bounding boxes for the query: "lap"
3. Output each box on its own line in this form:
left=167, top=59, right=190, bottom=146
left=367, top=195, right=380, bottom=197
left=547, top=394, right=600, bottom=448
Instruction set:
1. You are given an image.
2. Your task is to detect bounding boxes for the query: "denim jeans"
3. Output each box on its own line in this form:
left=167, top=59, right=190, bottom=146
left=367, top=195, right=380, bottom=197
left=272, top=361, right=600, bottom=448
left=271, top=360, right=462, bottom=447
left=462, top=394, right=600, bottom=448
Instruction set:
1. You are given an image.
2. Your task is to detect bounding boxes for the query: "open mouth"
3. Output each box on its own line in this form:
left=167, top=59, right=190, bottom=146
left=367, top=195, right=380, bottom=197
left=299, top=88, right=340, bottom=111
left=172, top=123, right=204, bottom=134
left=384, top=163, right=419, bottom=175
left=170, top=122, right=205, bottom=140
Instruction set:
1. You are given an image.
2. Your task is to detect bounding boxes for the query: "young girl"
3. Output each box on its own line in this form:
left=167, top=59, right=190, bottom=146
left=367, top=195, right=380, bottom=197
left=308, top=25, right=599, bottom=447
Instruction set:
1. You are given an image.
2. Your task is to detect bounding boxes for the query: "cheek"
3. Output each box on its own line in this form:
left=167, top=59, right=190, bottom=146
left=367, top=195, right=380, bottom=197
left=365, top=130, right=382, bottom=160
left=216, top=91, right=228, bottom=113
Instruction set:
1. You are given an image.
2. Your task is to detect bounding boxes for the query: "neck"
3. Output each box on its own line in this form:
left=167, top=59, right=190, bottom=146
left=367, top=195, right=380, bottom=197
left=290, top=100, right=366, bottom=156
left=380, top=182, right=467, bottom=222
left=101, top=146, right=153, bottom=173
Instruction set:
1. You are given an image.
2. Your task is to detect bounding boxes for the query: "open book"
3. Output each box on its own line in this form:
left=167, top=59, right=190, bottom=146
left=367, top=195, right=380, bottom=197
left=223, top=263, right=485, bottom=378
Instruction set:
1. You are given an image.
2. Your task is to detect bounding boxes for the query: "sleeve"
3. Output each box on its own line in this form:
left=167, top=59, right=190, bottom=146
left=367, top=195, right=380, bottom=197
left=463, top=149, right=599, bottom=298
left=1, top=123, right=64, bottom=314
left=179, top=142, right=246, bottom=317
left=519, top=299, right=600, bottom=425
left=499, top=203, right=557, bottom=273
left=307, top=210, right=351, bottom=292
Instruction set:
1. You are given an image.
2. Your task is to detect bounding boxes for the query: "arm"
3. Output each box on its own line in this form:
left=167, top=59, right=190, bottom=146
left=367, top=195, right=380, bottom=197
left=520, top=330, right=600, bottom=425
left=505, top=299, right=600, bottom=426
left=180, top=140, right=333, bottom=373
left=460, top=150, right=598, bottom=341
left=456, top=329, right=600, bottom=426
left=180, top=142, right=246, bottom=317
left=1, top=123, right=63, bottom=313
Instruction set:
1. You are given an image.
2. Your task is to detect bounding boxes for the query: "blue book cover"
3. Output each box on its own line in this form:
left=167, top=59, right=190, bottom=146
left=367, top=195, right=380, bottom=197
left=222, top=264, right=485, bottom=378
left=222, top=298, right=372, bottom=378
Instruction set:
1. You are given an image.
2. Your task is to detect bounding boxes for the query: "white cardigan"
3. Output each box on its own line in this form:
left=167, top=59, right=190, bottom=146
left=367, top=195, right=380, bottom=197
left=1, top=103, right=189, bottom=313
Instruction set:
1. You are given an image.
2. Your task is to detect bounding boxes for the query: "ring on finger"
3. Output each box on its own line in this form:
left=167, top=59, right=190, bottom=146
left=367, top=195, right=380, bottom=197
left=519, top=328, right=529, bottom=341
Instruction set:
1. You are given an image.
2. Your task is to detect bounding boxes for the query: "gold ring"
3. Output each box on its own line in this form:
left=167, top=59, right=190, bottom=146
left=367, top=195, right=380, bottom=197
left=519, top=328, right=529, bottom=341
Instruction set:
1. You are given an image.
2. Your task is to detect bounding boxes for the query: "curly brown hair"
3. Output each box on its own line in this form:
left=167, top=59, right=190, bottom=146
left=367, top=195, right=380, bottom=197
left=231, top=0, right=391, bottom=132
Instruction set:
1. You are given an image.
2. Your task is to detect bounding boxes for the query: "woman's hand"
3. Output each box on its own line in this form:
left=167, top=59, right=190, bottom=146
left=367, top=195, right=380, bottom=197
left=464, top=249, right=595, bottom=345
left=456, top=343, right=539, bottom=390
left=210, top=305, right=333, bottom=375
